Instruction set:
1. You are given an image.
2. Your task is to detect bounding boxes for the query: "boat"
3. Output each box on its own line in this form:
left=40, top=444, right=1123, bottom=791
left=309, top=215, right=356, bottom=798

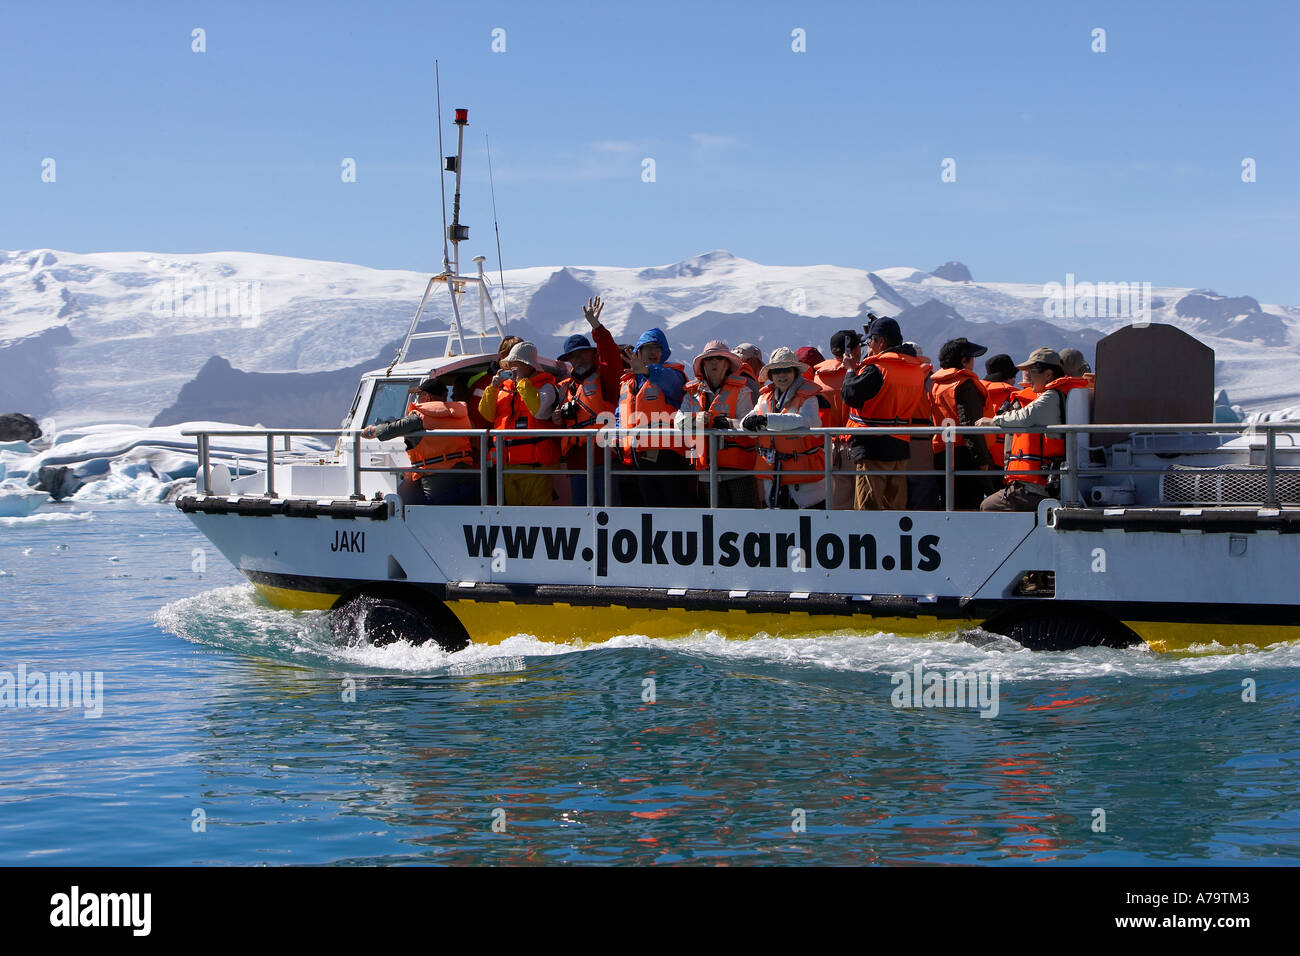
left=175, top=107, right=1300, bottom=655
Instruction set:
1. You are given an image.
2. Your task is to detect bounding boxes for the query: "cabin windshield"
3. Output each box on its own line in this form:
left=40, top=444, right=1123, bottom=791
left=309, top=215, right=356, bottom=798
left=364, top=380, right=419, bottom=427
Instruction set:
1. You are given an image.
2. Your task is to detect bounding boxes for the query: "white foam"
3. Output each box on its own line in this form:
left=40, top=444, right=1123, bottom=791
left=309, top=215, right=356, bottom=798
left=153, top=585, right=1300, bottom=678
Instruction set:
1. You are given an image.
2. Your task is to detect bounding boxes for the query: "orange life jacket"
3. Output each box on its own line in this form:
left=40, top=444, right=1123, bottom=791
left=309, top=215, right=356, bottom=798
left=929, top=367, right=987, bottom=454
left=845, top=352, right=931, bottom=443
left=756, top=380, right=827, bottom=484
left=684, top=376, right=757, bottom=471
left=981, top=380, right=1021, bottom=467
left=492, top=371, right=560, bottom=467
left=405, top=401, right=474, bottom=480
left=812, top=358, right=849, bottom=429
left=911, top=359, right=935, bottom=434
left=618, top=363, right=688, bottom=459
left=557, top=369, right=616, bottom=456
left=1004, top=377, right=1088, bottom=487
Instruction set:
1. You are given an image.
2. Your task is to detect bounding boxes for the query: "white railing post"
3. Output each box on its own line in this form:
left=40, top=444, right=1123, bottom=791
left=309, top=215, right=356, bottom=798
left=265, top=435, right=276, bottom=497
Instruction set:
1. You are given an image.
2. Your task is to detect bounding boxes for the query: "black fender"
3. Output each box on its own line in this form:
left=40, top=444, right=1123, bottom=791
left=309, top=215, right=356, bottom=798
left=330, top=584, right=470, bottom=652
left=982, top=603, right=1142, bottom=651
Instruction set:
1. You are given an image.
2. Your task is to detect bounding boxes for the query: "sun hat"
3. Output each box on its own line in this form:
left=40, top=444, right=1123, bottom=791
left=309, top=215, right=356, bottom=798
left=692, top=339, right=743, bottom=379
left=503, top=341, right=540, bottom=369
left=759, top=346, right=809, bottom=382
left=1016, top=347, right=1064, bottom=371
left=558, top=334, right=596, bottom=361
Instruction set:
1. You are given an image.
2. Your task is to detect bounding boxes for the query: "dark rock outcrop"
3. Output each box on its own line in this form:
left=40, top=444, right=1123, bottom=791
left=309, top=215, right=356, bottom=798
left=151, top=341, right=404, bottom=429
left=0, top=413, right=41, bottom=442
left=37, top=465, right=81, bottom=500
left=930, top=261, right=973, bottom=282
left=1174, top=291, right=1287, bottom=347
left=523, top=268, right=599, bottom=332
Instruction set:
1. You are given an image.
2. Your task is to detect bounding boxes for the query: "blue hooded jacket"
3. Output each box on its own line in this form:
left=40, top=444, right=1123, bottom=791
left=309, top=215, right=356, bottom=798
left=623, top=326, right=685, bottom=417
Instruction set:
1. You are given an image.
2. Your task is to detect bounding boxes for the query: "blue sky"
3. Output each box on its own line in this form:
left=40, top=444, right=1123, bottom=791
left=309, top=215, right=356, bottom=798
left=3, top=0, right=1298, bottom=302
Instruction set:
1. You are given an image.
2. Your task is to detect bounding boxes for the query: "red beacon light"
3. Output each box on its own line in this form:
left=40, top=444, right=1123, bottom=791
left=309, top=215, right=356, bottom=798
left=454, top=108, right=469, bottom=126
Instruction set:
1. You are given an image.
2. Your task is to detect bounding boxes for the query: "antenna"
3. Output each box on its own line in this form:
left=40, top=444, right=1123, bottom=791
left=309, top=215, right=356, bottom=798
left=485, top=134, right=508, bottom=324
left=434, top=61, right=451, bottom=274
left=447, top=107, right=469, bottom=279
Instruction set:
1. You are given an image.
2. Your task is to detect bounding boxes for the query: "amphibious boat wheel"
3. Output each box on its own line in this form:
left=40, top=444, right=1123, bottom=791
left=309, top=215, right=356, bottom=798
left=330, top=588, right=470, bottom=652
left=983, top=605, right=1142, bottom=652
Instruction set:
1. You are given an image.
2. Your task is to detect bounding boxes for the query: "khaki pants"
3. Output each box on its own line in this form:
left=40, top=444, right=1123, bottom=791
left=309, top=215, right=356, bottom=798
left=855, top=459, right=909, bottom=510
left=980, top=480, right=1047, bottom=512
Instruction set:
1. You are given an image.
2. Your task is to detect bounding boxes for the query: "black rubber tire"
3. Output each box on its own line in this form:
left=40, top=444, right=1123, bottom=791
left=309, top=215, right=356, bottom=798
left=330, top=593, right=470, bottom=652
left=984, top=605, right=1142, bottom=652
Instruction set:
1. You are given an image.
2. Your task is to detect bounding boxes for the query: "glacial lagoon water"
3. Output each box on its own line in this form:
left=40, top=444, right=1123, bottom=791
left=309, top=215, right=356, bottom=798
left=1, top=503, right=1297, bottom=865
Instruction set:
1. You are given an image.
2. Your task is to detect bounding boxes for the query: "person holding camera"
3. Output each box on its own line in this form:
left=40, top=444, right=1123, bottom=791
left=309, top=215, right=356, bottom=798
left=741, top=347, right=828, bottom=509
left=676, top=340, right=758, bottom=508
left=552, top=296, right=622, bottom=505
left=813, top=329, right=864, bottom=510
left=841, top=315, right=930, bottom=510
left=478, top=341, right=559, bottom=507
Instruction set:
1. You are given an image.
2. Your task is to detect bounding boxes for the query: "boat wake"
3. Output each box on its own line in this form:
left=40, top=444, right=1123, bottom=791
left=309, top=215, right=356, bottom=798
left=154, top=585, right=1300, bottom=678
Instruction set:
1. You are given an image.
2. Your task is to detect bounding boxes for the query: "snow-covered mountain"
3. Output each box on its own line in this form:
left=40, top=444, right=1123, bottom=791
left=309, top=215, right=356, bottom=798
left=2, top=247, right=1297, bottom=428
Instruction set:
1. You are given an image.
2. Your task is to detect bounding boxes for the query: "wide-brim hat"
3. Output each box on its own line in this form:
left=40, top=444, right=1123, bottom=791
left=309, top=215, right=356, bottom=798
left=503, top=341, right=540, bottom=369
left=759, top=346, right=809, bottom=381
left=693, top=339, right=743, bottom=379
left=1016, top=347, right=1064, bottom=371
left=558, top=334, right=596, bottom=361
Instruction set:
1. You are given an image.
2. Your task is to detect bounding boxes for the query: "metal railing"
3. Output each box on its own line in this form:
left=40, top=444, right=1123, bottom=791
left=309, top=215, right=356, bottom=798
left=182, top=421, right=1300, bottom=511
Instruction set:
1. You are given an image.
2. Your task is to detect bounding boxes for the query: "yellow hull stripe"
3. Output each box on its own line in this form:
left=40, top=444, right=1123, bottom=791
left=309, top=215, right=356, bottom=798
left=252, top=582, right=341, bottom=612
left=248, top=583, right=1300, bottom=653
left=1120, top=620, right=1300, bottom=653
left=446, top=600, right=946, bottom=645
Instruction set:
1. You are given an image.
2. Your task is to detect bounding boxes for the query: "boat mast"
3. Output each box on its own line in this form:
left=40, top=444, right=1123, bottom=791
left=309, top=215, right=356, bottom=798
left=394, top=92, right=507, bottom=366
left=448, top=109, right=469, bottom=279
left=439, top=107, right=470, bottom=356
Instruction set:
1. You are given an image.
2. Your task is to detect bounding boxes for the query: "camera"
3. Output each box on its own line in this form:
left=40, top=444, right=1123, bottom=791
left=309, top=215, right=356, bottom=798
left=557, top=401, right=581, bottom=422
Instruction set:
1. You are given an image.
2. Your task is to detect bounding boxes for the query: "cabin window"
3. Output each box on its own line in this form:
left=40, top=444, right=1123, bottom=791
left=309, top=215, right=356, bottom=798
left=364, top=380, right=420, bottom=427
